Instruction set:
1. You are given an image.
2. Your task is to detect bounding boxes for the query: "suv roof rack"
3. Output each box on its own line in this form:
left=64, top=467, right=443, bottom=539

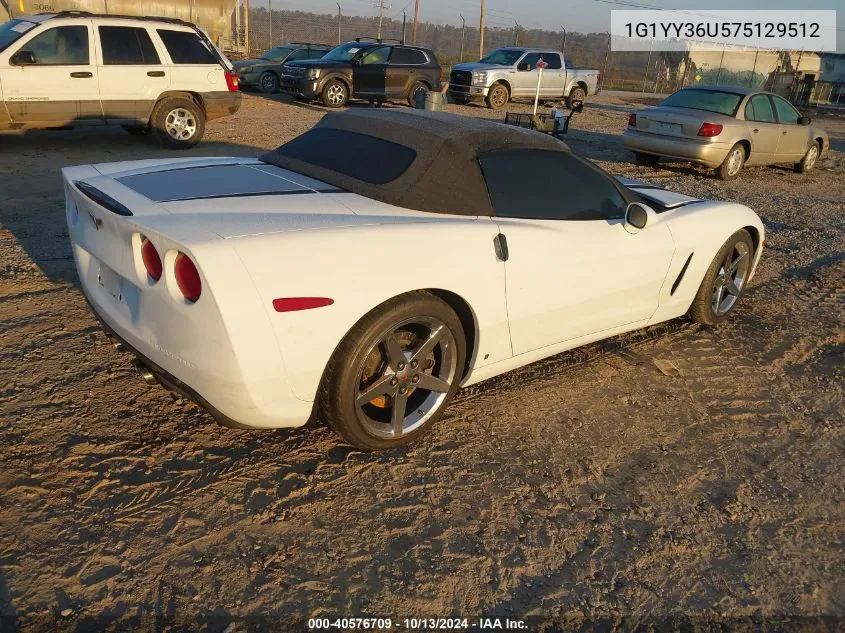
left=42, top=11, right=196, bottom=27
left=290, top=42, right=331, bottom=47
left=354, top=37, right=403, bottom=44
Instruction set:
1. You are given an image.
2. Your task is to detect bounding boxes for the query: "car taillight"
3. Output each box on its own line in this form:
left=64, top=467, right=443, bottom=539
left=697, top=122, right=723, bottom=137
left=174, top=253, right=202, bottom=302
left=225, top=70, right=239, bottom=92
left=628, top=113, right=637, bottom=127
left=141, top=237, right=162, bottom=281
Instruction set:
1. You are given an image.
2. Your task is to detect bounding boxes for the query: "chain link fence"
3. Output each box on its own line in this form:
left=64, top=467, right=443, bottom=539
left=220, top=3, right=844, bottom=109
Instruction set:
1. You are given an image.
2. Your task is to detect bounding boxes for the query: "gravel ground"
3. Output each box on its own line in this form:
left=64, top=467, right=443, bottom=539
left=0, top=92, right=843, bottom=632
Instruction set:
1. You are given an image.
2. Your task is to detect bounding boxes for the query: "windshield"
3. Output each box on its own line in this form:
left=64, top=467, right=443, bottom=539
left=323, top=42, right=371, bottom=62
left=0, top=19, right=37, bottom=53
left=262, top=46, right=295, bottom=61
left=661, top=89, right=743, bottom=116
left=479, top=48, right=525, bottom=66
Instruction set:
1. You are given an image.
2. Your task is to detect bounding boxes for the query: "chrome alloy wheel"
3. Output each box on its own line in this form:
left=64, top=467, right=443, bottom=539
left=726, top=146, right=743, bottom=177
left=355, top=317, right=458, bottom=439
left=805, top=144, right=819, bottom=170
left=164, top=108, right=197, bottom=141
left=327, top=83, right=346, bottom=106
left=712, top=240, right=751, bottom=316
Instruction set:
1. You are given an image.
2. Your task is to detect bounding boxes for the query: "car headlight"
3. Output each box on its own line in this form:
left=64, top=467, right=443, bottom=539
left=306, top=68, right=321, bottom=80
left=472, top=71, right=488, bottom=84
left=239, top=66, right=253, bottom=74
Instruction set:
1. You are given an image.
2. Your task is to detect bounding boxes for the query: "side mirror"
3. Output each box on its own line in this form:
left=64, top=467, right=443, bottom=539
left=625, top=202, right=652, bottom=231
left=517, top=62, right=530, bottom=72
left=798, top=116, right=811, bottom=125
left=11, top=50, right=36, bottom=66
left=351, top=58, right=361, bottom=67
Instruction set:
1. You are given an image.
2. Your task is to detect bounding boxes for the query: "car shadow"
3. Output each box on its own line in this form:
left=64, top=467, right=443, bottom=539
left=0, top=571, right=17, bottom=632
left=0, top=124, right=269, bottom=286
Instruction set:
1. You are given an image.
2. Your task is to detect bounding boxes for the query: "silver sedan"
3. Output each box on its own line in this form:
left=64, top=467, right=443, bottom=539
left=623, top=86, right=830, bottom=180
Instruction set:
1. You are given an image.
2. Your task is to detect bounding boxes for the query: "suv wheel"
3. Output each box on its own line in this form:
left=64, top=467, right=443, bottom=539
left=259, top=71, right=280, bottom=93
left=407, top=81, right=429, bottom=107
left=150, top=97, right=206, bottom=149
left=485, top=83, right=509, bottom=110
left=322, top=79, right=349, bottom=108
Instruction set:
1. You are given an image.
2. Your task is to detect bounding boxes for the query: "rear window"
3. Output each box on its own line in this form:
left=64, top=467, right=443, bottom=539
left=156, top=29, right=217, bottom=64
left=99, top=26, right=160, bottom=65
left=270, top=128, right=417, bottom=184
left=660, top=89, right=743, bottom=116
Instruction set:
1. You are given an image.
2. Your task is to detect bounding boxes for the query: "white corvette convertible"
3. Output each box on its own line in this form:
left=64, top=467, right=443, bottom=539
left=64, top=110, right=764, bottom=450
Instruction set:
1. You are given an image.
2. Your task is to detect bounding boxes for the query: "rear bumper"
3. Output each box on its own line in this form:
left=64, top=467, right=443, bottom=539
left=623, top=129, right=732, bottom=168
left=202, top=91, right=242, bottom=120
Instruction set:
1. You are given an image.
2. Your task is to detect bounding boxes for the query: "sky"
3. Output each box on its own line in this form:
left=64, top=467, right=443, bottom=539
left=265, top=0, right=843, bottom=51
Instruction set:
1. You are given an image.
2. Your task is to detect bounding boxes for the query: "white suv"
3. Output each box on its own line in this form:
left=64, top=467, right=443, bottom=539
left=0, top=11, right=242, bottom=148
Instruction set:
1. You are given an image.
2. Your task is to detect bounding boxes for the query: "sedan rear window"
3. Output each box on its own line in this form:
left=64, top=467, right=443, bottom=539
left=660, top=89, right=743, bottom=117
left=267, top=128, right=417, bottom=184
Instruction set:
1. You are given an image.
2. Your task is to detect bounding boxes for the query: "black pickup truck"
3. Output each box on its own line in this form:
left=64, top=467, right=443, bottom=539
left=280, top=40, right=442, bottom=108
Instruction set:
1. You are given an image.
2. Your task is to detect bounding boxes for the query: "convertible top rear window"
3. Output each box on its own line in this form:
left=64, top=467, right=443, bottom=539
left=269, top=128, right=417, bottom=184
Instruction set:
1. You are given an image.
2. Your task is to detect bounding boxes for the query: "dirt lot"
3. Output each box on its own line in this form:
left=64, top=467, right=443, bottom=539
left=1, top=92, right=843, bottom=632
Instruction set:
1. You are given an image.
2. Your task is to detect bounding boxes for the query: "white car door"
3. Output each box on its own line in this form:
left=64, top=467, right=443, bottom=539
left=0, top=19, right=102, bottom=125
left=95, top=23, right=170, bottom=123
left=480, top=149, right=676, bottom=356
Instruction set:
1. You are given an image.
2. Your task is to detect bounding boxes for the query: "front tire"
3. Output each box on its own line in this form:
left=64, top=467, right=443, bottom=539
left=688, top=229, right=754, bottom=326
left=715, top=143, right=745, bottom=180
left=319, top=293, right=466, bottom=451
left=150, top=97, right=205, bottom=149
left=321, top=78, right=349, bottom=108
left=259, top=71, right=280, bottom=93
left=485, top=83, right=509, bottom=110
left=794, top=141, right=820, bottom=173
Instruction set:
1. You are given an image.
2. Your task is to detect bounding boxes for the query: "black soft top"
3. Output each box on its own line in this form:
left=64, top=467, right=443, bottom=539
left=260, top=109, right=570, bottom=217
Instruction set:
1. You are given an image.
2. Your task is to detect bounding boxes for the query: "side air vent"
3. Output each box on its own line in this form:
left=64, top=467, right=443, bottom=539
left=74, top=181, right=134, bottom=217
left=670, top=253, right=694, bottom=296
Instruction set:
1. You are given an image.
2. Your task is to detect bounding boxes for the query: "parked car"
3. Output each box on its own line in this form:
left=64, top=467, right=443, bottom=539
left=64, top=109, right=764, bottom=450
left=280, top=39, right=441, bottom=108
left=448, top=47, right=601, bottom=110
left=624, top=86, right=830, bottom=180
left=233, top=43, right=331, bottom=93
left=0, top=11, right=241, bottom=148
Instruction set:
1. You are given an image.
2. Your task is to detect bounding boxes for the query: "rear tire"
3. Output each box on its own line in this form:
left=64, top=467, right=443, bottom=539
left=715, top=143, right=745, bottom=180
left=688, top=229, right=754, bottom=326
left=634, top=151, right=659, bottom=167
left=794, top=141, right=820, bottom=173
left=318, top=293, right=466, bottom=451
left=485, top=83, right=509, bottom=110
left=321, top=78, right=349, bottom=108
left=566, top=85, right=586, bottom=109
left=150, top=97, right=205, bottom=149
left=407, top=80, right=429, bottom=107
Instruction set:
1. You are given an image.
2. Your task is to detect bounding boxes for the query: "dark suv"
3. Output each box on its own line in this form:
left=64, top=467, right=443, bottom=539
left=280, top=40, right=442, bottom=108
left=234, top=43, right=331, bottom=93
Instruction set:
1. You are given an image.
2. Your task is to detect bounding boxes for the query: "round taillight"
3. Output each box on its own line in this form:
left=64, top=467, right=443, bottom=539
left=141, top=237, right=162, bottom=281
left=174, top=252, right=202, bottom=302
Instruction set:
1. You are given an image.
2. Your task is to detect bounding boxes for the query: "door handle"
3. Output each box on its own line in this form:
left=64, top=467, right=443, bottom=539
left=493, top=233, right=509, bottom=262
left=70, top=71, right=93, bottom=78
left=752, top=128, right=759, bottom=133
left=147, top=70, right=166, bottom=77
left=782, top=130, right=788, bottom=135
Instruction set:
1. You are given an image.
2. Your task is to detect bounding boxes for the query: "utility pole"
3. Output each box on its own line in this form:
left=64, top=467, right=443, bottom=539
left=412, top=0, right=420, bottom=44
left=479, top=0, right=485, bottom=58
left=268, top=0, right=272, bottom=47
left=514, top=20, right=519, bottom=46
left=560, top=26, right=566, bottom=64
left=337, top=3, right=342, bottom=45
left=402, top=10, right=406, bottom=44
left=244, top=0, right=250, bottom=56
left=459, top=14, right=465, bottom=62
left=374, top=0, right=390, bottom=41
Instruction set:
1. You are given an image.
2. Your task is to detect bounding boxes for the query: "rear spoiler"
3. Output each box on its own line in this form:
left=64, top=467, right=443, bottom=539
left=74, top=181, right=134, bottom=217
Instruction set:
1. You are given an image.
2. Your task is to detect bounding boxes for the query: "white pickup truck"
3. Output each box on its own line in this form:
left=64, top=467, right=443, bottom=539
left=448, top=47, right=601, bottom=110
